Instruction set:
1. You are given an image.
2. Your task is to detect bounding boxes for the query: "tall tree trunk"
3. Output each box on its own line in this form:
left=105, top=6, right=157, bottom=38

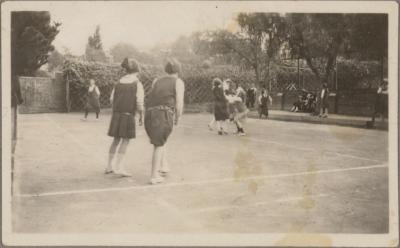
left=304, top=57, right=321, bottom=82
left=254, top=64, right=261, bottom=87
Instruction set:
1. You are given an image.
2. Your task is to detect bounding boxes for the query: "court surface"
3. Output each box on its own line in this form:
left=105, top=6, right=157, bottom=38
left=12, top=112, right=388, bottom=233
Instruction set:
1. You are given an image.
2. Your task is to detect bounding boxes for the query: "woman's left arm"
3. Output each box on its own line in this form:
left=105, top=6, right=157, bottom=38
left=136, top=82, right=144, bottom=125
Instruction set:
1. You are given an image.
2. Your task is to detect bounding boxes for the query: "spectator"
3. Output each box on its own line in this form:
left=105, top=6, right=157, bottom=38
left=259, top=88, right=273, bottom=118
left=246, top=83, right=257, bottom=108
left=319, top=83, right=330, bottom=118
left=291, top=95, right=303, bottom=112
left=371, top=78, right=388, bottom=123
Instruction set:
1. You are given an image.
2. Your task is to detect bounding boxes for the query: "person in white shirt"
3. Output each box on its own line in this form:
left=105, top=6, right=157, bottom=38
left=319, top=83, right=330, bottom=118
left=105, top=58, right=144, bottom=177
left=144, top=59, right=185, bottom=184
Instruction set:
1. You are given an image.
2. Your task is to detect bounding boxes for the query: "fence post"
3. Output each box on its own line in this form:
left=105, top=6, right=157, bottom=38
left=334, top=92, right=339, bottom=114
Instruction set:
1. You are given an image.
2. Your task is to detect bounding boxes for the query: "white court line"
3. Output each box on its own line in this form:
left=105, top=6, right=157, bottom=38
left=15, top=164, right=387, bottom=198
left=188, top=193, right=330, bottom=214
left=178, top=125, right=384, bottom=163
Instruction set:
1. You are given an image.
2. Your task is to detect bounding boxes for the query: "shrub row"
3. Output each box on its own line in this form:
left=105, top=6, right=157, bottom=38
left=62, top=58, right=382, bottom=111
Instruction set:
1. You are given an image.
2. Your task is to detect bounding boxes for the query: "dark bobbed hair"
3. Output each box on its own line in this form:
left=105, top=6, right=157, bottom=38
left=121, top=58, right=140, bottom=73
left=165, top=58, right=181, bottom=75
left=212, top=78, right=222, bottom=88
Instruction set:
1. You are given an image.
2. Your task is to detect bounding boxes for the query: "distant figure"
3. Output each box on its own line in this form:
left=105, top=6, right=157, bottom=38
left=319, top=83, right=330, bottom=118
left=291, top=95, right=304, bottom=112
left=233, top=81, right=246, bottom=103
left=246, top=83, right=257, bottom=108
left=212, top=78, right=229, bottom=135
left=259, top=88, right=273, bottom=118
left=372, top=78, right=388, bottom=123
left=226, top=81, right=248, bottom=135
left=305, top=92, right=317, bottom=113
left=144, top=58, right=185, bottom=185
left=105, top=58, right=144, bottom=177
left=82, top=78, right=101, bottom=120
left=229, top=96, right=248, bottom=136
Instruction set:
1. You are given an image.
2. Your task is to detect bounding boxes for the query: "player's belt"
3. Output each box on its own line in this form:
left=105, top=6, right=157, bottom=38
left=114, top=112, right=133, bottom=115
left=146, top=105, right=175, bottom=113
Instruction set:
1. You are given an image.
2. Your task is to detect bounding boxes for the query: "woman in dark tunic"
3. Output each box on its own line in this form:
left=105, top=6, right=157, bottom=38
left=212, top=78, right=229, bottom=135
left=259, top=89, right=273, bottom=118
left=82, top=79, right=101, bottom=120
left=105, top=58, right=144, bottom=177
left=144, top=58, right=185, bottom=184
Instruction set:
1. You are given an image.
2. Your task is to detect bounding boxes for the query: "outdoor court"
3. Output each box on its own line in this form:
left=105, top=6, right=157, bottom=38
left=12, top=112, right=388, bottom=233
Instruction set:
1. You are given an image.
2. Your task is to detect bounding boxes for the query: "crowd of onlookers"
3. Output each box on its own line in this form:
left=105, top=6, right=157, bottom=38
left=225, top=78, right=388, bottom=123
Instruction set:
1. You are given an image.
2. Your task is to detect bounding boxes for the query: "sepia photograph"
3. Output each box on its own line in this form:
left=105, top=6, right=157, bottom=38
left=1, top=1, right=398, bottom=247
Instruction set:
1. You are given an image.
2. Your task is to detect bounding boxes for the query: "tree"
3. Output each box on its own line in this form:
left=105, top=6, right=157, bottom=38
left=85, top=25, right=107, bottom=62
left=10, top=11, right=60, bottom=164
left=11, top=11, right=61, bottom=76
left=48, top=49, right=64, bottom=71
left=344, top=14, right=388, bottom=79
left=344, top=14, right=387, bottom=61
left=170, top=35, right=204, bottom=64
left=110, top=42, right=154, bottom=64
left=286, top=13, right=349, bottom=85
left=197, top=13, right=288, bottom=86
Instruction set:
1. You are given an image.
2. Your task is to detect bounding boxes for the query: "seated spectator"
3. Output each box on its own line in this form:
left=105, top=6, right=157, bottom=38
left=291, top=95, right=303, bottom=112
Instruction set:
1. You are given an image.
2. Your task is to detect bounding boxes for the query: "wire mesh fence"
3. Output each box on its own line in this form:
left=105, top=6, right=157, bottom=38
left=62, top=59, right=383, bottom=112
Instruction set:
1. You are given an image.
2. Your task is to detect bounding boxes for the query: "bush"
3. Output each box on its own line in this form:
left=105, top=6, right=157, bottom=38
left=62, top=58, right=382, bottom=111
left=275, top=59, right=381, bottom=92
left=337, top=59, right=381, bottom=90
left=63, top=60, right=256, bottom=110
left=63, top=60, right=165, bottom=110
left=34, top=69, right=52, bottom=78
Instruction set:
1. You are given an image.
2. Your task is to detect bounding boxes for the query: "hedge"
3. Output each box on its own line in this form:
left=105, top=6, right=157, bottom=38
left=62, top=58, right=382, bottom=111
left=62, top=60, right=256, bottom=110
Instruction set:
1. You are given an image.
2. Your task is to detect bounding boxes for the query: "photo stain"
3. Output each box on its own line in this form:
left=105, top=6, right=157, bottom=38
left=247, top=180, right=258, bottom=195
left=276, top=233, right=332, bottom=247
left=234, top=146, right=263, bottom=195
left=329, top=125, right=362, bottom=144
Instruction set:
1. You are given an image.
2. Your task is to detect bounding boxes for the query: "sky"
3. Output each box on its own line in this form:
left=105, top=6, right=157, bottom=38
left=49, top=2, right=239, bottom=55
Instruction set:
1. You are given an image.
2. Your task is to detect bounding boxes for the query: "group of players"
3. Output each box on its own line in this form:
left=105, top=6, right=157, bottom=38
left=208, top=79, right=273, bottom=136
